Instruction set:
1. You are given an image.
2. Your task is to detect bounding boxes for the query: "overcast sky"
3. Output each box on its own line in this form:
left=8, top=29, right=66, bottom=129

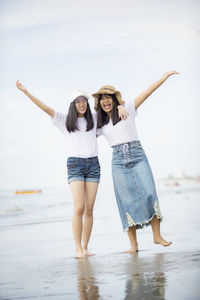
left=0, top=0, right=199, bottom=189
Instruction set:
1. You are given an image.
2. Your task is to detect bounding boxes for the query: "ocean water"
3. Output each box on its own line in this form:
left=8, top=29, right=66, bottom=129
left=0, top=182, right=200, bottom=299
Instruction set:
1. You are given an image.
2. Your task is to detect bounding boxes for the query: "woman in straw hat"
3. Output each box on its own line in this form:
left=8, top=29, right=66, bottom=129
left=92, top=71, right=179, bottom=252
left=16, top=81, right=126, bottom=258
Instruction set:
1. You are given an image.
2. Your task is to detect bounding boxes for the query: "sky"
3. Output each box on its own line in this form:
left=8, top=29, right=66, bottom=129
left=0, top=0, right=200, bottom=189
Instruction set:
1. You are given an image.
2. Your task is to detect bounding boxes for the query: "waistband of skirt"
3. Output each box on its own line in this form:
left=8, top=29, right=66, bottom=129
left=112, top=140, right=141, bottom=153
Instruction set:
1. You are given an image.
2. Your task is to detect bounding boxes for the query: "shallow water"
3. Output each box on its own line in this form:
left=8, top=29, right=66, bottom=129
left=0, top=183, right=200, bottom=299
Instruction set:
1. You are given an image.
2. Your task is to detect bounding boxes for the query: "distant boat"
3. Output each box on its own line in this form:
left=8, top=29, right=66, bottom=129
left=15, top=190, right=42, bottom=195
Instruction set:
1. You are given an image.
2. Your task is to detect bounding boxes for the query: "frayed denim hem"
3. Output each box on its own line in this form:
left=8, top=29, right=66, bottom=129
left=123, top=211, right=163, bottom=232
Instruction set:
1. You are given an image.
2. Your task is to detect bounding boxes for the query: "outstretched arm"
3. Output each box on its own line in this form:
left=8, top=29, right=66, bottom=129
left=134, top=71, right=179, bottom=110
left=16, top=80, right=54, bottom=117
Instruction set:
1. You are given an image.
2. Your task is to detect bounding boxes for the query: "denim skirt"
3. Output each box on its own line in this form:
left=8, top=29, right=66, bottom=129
left=112, top=140, right=162, bottom=231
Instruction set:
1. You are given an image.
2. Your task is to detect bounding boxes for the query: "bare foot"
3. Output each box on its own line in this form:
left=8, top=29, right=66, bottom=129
left=125, top=248, right=138, bottom=253
left=125, top=248, right=138, bottom=254
left=75, top=248, right=86, bottom=259
left=83, top=249, right=95, bottom=257
left=125, top=242, right=138, bottom=253
left=154, top=237, right=172, bottom=247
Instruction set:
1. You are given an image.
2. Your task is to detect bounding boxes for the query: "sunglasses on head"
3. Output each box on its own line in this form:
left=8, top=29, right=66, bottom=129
left=74, top=96, right=88, bottom=103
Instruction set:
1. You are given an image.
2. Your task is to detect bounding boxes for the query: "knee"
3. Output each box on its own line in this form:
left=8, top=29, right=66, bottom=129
left=74, top=206, right=84, bottom=216
left=84, top=205, right=94, bottom=217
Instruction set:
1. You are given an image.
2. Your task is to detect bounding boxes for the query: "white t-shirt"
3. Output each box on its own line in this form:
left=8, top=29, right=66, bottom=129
left=51, top=112, right=98, bottom=158
left=97, top=102, right=139, bottom=147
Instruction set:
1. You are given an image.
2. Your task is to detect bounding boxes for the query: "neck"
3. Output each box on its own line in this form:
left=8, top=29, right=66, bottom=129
left=107, top=112, right=112, bottom=119
left=78, top=114, right=84, bottom=118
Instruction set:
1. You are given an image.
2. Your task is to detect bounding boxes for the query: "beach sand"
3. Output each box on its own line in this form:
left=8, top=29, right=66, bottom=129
left=0, top=183, right=200, bottom=299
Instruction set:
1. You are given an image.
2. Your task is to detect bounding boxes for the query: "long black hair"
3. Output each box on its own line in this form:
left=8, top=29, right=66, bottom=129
left=66, top=102, right=94, bottom=132
left=97, top=94, right=121, bottom=129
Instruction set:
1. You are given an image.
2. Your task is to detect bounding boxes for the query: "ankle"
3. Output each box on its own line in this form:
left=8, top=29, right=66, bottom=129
left=76, top=244, right=83, bottom=250
left=130, top=241, right=138, bottom=247
left=154, top=235, right=162, bottom=241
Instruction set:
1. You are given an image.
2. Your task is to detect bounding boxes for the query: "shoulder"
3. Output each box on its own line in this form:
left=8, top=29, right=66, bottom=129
left=54, top=111, right=67, bottom=120
left=51, top=111, right=67, bottom=126
left=124, top=101, right=137, bottom=116
left=124, top=101, right=134, bottom=110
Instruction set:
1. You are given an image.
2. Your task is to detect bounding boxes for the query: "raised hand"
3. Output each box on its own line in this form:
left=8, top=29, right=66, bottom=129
left=117, top=105, right=129, bottom=120
left=134, top=70, right=180, bottom=109
left=16, top=80, right=28, bottom=94
left=163, top=70, right=180, bottom=79
left=15, top=81, right=54, bottom=117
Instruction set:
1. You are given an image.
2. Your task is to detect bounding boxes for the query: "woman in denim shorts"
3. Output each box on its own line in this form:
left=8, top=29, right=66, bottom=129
left=16, top=81, right=125, bottom=258
left=93, top=71, right=179, bottom=253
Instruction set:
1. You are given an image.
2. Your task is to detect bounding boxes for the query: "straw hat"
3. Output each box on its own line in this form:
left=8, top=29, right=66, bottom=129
left=92, top=85, right=125, bottom=111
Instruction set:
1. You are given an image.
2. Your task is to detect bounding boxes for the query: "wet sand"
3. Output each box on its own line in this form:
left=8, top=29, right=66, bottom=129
left=0, top=183, right=200, bottom=299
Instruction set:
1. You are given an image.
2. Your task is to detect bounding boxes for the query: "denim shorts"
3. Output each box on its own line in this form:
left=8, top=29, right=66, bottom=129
left=112, top=140, right=162, bottom=231
left=67, top=156, right=100, bottom=184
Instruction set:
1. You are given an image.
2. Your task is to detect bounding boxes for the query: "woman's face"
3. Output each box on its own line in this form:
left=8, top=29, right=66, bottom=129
left=99, top=94, right=113, bottom=114
left=74, top=96, right=88, bottom=116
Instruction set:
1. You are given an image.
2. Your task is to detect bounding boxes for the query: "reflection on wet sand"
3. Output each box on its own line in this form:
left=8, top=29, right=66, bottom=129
left=76, top=259, right=100, bottom=300
left=124, top=272, right=165, bottom=300
left=75, top=252, right=168, bottom=300
left=124, top=253, right=166, bottom=300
